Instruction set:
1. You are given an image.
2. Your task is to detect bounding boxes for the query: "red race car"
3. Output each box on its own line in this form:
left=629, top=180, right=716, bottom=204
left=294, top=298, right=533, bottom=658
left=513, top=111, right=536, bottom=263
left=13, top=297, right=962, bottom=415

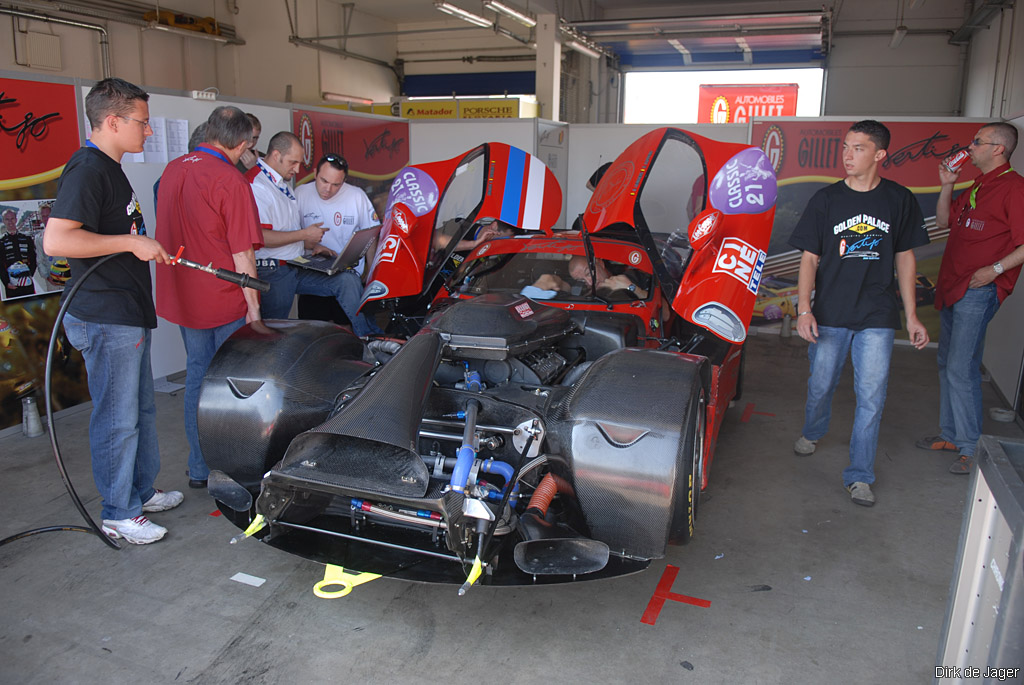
left=200, top=128, right=776, bottom=588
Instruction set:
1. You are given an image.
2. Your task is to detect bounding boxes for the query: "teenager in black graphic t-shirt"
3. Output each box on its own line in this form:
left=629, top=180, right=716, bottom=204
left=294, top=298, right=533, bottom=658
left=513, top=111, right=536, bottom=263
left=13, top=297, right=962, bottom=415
left=44, top=78, right=182, bottom=545
left=787, top=120, right=930, bottom=509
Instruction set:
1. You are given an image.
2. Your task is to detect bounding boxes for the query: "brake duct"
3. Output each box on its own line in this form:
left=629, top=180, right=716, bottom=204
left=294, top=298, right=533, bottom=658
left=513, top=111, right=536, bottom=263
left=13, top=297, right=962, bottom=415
left=513, top=473, right=610, bottom=576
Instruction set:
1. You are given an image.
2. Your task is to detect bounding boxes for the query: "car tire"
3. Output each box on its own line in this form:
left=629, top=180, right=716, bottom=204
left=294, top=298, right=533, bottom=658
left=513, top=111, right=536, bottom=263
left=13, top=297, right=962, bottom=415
left=674, top=381, right=706, bottom=545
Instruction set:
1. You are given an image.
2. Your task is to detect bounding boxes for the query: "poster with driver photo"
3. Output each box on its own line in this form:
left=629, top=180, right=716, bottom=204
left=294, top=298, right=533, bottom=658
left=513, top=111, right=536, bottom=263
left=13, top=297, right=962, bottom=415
left=0, top=200, right=70, bottom=302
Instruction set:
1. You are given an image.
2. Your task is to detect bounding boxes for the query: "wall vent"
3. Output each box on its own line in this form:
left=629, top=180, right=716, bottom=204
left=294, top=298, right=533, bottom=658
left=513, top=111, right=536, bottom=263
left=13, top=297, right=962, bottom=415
left=26, top=31, right=62, bottom=71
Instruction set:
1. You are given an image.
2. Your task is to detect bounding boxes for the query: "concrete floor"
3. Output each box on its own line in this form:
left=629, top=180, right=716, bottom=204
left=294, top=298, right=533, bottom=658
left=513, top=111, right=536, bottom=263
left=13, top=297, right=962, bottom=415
left=1, top=332, right=1022, bottom=684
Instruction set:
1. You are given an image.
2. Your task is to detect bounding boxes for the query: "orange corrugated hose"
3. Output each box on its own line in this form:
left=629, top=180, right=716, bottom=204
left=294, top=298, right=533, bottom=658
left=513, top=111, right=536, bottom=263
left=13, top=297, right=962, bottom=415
left=526, top=473, right=573, bottom=515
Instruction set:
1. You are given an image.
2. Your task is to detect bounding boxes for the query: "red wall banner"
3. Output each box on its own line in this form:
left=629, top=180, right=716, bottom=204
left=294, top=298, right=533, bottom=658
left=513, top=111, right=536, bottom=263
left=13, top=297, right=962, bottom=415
left=698, top=84, right=798, bottom=124
left=291, top=109, right=411, bottom=218
left=292, top=109, right=409, bottom=183
left=1, top=77, right=88, bottom=430
left=1, top=78, right=80, bottom=197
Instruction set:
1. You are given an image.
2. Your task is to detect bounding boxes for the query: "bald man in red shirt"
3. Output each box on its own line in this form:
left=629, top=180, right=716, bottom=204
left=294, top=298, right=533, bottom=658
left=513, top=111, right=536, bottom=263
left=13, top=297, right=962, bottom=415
left=917, top=122, right=1024, bottom=474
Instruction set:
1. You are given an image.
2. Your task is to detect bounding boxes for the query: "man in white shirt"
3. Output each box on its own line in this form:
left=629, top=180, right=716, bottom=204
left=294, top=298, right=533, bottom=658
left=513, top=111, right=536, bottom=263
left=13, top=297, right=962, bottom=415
left=248, top=132, right=381, bottom=336
left=296, top=153, right=380, bottom=278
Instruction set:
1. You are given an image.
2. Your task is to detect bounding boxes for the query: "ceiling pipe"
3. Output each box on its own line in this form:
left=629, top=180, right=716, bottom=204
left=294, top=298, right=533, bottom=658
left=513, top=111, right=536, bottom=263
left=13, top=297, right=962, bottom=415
left=949, top=0, right=1015, bottom=44
left=0, top=6, right=110, bottom=78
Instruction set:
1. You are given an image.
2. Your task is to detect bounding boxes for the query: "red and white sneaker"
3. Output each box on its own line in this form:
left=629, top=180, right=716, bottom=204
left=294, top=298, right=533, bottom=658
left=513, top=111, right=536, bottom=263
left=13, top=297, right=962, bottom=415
left=102, top=515, right=167, bottom=544
left=142, top=489, right=184, bottom=513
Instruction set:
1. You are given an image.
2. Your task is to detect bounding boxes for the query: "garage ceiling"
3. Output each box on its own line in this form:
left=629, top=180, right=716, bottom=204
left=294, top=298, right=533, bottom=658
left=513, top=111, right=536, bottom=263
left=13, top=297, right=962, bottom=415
left=357, top=0, right=830, bottom=67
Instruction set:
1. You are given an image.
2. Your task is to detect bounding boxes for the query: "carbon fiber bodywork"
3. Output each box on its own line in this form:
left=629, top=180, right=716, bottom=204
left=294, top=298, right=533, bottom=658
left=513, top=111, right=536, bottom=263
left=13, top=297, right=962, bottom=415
left=564, top=348, right=707, bottom=558
left=198, top=320, right=371, bottom=490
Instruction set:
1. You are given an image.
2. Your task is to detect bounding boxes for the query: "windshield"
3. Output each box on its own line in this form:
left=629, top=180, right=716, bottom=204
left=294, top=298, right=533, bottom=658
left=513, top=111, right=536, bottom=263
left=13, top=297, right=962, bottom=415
left=429, top=151, right=486, bottom=266
left=638, top=135, right=706, bottom=284
left=455, top=244, right=653, bottom=304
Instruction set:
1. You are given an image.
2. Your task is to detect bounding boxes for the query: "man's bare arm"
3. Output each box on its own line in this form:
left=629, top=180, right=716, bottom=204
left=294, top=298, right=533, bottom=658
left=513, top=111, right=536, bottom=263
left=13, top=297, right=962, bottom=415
left=44, top=217, right=171, bottom=264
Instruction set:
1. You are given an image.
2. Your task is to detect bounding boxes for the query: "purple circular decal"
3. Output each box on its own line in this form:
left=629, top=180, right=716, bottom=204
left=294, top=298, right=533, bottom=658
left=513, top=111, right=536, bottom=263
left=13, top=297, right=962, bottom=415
left=709, top=148, right=777, bottom=215
left=386, top=167, right=439, bottom=217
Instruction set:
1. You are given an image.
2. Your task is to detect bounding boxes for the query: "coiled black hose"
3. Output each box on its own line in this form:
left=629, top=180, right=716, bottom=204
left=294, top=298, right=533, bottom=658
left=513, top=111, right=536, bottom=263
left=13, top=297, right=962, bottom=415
left=0, top=253, right=121, bottom=549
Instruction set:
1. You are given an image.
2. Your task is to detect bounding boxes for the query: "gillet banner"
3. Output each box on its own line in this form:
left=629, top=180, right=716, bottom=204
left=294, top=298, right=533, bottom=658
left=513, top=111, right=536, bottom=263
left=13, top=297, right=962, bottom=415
left=698, top=84, right=798, bottom=124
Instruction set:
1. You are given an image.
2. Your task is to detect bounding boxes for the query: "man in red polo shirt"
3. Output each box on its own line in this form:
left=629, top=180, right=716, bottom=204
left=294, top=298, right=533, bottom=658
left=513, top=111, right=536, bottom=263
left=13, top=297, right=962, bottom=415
left=155, top=106, right=263, bottom=489
left=917, top=122, right=1024, bottom=474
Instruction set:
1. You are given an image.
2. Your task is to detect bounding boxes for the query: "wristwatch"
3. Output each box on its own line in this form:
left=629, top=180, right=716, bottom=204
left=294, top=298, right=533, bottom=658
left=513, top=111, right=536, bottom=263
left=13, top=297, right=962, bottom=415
left=628, top=283, right=637, bottom=293
left=993, top=261, right=1005, bottom=275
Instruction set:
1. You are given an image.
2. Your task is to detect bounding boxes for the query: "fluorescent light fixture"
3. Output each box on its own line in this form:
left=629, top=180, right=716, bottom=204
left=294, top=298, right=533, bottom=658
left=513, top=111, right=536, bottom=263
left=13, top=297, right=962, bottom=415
left=322, top=92, right=373, bottom=105
left=434, top=1, right=493, bottom=29
left=565, top=38, right=601, bottom=59
left=889, top=25, right=908, bottom=48
left=143, top=21, right=234, bottom=44
left=483, top=0, right=536, bottom=28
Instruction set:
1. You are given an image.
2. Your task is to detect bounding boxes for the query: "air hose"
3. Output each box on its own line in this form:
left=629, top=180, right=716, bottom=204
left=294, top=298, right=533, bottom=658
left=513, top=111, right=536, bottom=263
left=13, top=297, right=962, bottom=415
left=0, top=253, right=122, bottom=549
left=0, top=250, right=269, bottom=549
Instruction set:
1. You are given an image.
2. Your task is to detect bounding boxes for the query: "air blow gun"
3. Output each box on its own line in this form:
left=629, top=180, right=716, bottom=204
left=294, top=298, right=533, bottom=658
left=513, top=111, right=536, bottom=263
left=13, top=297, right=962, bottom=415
left=170, top=246, right=271, bottom=293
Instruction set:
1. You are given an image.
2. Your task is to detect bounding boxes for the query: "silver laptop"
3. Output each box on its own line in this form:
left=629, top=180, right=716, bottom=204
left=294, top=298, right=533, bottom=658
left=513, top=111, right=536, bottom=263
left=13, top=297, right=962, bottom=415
left=287, top=225, right=379, bottom=276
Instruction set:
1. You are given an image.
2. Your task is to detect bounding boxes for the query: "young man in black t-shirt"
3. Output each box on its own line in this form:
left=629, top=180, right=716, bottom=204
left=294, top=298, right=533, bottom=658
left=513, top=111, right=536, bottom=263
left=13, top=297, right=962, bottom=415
left=788, top=120, right=930, bottom=508
left=45, top=78, right=181, bottom=545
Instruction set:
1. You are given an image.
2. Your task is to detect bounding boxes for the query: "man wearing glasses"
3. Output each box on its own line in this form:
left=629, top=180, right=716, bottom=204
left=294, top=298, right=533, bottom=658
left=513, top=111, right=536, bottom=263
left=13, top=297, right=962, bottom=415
left=917, top=122, right=1024, bottom=474
left=44, top=78, right=181, bottom=544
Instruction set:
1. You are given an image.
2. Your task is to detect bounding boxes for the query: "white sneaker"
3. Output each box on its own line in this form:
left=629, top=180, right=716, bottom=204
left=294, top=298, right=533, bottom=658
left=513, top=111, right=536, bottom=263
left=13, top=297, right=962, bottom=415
left=102, top=515, right=167, bottom=544
left=846, top=482, right=876, bottom=507
left=142, top=489, right=184, bottom=513
left=793, top=435, right=817, bottom=455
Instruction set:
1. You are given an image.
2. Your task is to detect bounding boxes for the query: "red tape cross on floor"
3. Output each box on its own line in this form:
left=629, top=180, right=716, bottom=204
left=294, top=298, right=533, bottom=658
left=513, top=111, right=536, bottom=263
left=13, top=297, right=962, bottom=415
left=641, top=564, right=711, bottom=625
left=740, top=401, right=776, bottom=423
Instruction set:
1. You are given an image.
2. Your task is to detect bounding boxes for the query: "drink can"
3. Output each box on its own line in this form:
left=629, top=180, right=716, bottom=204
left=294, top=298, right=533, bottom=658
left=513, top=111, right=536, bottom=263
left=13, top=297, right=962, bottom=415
left=942, top=149, right=971, bottom=173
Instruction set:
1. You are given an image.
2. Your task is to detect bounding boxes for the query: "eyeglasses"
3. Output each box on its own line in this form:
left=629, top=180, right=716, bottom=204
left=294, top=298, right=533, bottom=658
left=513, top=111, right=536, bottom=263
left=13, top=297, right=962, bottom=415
left=970, top=138, right=1000, bottom=147
left=319, top=154, right=349, bottom=172
left=120, top=115, right=152, bottom=129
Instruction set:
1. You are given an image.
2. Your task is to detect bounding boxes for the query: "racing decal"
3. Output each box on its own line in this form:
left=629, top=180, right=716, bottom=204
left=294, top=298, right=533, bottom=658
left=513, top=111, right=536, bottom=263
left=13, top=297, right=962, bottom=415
left=386, top=167, right=438, bottom=217
left=499, top=147, right=548, bottom=230
left=391, top=203, right=413, bottom=235
left=476, top=242, right=491, bottom=256
left=832, top=214, right=890, bottom=235
left=629, top=250, right=642, bottom=265
left=709, top=148, right=777, bottom=215
left=590, top=160, right=634, bottom=210
left=362, top=280, right=389, bottom=300
left=691, top=301, right=746, bottom=343
left=713, top=237, right=766, bottom=293
left=513, top=301, right=534, bottom=319
left=377, top=234, right=401, bottom=263
left=689, top=209, right=721, bottom=250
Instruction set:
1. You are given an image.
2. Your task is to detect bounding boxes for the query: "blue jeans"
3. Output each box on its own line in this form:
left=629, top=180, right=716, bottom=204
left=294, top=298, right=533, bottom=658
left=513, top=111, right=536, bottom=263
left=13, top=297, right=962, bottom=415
left=937, top=284, right=999, bottom=457
left=257, top=264, right=383, bottom=336
left=179, top=317, right=246, bottom=480
left=63, top=314, right=159, bottom=520
left=802, top=326, right=895, bottom=487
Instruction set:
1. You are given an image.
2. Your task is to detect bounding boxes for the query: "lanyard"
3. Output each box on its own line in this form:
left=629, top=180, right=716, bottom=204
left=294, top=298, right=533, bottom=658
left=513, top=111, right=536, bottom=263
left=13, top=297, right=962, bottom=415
left=194, top=145, right=233, bottom=166
left=969, top=167, right=1013, bottom=209
left=257, top=161, right=295, bottom=201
